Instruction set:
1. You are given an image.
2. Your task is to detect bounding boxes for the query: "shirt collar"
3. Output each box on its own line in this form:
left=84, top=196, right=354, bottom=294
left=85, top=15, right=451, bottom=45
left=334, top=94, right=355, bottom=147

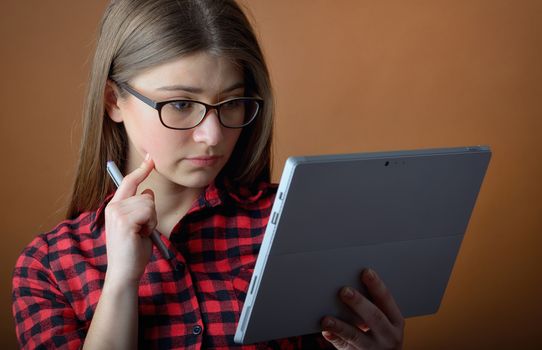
left=90, top=178, right=271, bottom=231
left=185, top=179, right=226, bottom=216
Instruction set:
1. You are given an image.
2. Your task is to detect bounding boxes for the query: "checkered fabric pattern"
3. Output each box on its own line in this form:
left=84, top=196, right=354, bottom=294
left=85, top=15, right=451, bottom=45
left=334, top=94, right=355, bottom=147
left=12, top=180, right=333, bottom=349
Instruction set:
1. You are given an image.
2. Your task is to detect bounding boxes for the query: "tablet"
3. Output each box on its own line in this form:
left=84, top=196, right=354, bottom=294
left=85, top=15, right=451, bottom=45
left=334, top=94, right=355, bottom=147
left=234, top=146, right=491, bottom=344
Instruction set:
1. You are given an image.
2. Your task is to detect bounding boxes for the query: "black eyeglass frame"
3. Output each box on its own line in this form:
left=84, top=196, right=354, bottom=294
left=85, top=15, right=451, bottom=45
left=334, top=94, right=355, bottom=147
left=118, top=83, right=263, bottom=130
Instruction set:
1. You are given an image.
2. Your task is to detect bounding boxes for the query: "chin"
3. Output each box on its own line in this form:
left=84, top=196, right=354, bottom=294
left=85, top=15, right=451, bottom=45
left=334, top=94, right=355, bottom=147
left=178, top=171, right=218, bottom=189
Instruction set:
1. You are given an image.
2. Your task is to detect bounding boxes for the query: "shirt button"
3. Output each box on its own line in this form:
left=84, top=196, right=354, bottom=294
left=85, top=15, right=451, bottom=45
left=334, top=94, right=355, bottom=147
left=192, top=325, right=202, bottom=335
left=174, top=262, right=185, bottom=271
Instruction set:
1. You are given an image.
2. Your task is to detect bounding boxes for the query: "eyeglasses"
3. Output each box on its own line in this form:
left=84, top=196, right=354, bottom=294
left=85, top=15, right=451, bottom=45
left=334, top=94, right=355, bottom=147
left=119, top=83, right=263, bottom=130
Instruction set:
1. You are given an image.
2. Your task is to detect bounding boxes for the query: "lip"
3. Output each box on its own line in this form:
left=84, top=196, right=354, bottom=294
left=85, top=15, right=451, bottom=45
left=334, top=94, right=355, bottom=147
left=185, top=155, right=223, bottom=166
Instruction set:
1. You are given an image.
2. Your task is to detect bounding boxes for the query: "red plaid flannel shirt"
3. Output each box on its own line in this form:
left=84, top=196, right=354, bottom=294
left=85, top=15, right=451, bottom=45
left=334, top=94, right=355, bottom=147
left=12, top=180, right=332, bottom=349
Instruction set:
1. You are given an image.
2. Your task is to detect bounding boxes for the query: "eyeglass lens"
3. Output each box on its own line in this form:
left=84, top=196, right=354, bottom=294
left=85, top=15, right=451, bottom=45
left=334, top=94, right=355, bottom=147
left=161, top=99, right=259, bottom=129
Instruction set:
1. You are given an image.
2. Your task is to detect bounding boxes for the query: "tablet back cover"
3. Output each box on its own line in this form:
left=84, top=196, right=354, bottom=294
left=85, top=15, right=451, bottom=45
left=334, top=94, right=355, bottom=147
left=235, top=146, right=491, bottom=344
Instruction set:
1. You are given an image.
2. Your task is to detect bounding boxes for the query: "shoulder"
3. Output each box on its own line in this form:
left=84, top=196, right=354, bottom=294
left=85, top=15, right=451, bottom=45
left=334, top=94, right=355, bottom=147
left=15, top=208, right=103, bottom=271
left=12, top=211, right=102, bottom=349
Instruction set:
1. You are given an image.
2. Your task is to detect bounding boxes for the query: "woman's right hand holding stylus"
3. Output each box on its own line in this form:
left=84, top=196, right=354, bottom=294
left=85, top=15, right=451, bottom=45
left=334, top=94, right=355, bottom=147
left=104, top=154, right=156, bottom=284
left=83, top=155, right=156, bottom=349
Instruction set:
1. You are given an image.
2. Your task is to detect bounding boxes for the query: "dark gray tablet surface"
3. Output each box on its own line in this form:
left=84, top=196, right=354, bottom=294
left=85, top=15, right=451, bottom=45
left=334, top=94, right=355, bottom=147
left=234, top=146, right=491, bottom=344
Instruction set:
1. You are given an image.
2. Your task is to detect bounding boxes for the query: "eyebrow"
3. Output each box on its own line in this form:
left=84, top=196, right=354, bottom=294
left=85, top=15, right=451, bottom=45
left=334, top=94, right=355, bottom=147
left=156, top=81, right=245, bottom=94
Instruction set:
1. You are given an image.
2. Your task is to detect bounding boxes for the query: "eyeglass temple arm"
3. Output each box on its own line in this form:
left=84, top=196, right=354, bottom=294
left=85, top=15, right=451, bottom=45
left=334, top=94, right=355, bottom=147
left=118, top=83, right=159, bottom=109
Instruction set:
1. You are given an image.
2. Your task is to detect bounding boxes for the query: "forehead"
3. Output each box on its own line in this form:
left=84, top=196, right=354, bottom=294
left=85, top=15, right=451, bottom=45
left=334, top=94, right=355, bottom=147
left=130, top=51, right=243, bottom=94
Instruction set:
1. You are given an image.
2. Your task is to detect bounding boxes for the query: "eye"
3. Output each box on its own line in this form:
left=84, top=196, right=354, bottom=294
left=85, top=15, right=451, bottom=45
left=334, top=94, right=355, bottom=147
left=222, top=99, right=243, bottom=110
left=169, top=100, right=194, bottom=111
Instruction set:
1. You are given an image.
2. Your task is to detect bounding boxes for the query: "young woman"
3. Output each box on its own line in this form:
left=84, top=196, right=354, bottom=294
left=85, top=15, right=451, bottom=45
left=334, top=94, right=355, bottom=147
left=12, top=0, right=404, bottom=349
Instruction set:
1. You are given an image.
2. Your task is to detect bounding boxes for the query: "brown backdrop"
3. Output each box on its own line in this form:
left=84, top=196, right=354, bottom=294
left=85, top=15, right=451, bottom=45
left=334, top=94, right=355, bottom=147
left=1, top=0, right=541, bottom=348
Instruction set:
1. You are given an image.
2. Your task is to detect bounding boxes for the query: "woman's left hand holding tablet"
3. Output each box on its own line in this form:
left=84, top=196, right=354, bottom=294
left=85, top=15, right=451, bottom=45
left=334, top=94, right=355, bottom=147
left=321, top=269, right=405, bottom=350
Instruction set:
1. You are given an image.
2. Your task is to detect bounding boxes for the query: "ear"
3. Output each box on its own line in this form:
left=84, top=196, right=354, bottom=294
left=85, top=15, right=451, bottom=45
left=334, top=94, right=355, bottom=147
left=104, top=79, right=124, bottom=123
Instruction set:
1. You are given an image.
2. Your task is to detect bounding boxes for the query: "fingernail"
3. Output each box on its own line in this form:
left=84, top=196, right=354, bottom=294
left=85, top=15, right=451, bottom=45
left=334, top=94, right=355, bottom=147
left=365, top=268, right=375, bottom=281
left=324, top=318, right=335, bottom=328
left=341, top=287, right=354, bottom=299
left=360, top=323, right=371, bottom=332
left=144, top=153, right=150, bottom=161
left=322, top=331, right=336, bottom=340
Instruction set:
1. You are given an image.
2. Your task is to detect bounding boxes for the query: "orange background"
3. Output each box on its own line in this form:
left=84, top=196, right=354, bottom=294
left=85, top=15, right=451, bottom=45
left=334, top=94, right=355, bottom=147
left=1, top=0, right=541, bottom=348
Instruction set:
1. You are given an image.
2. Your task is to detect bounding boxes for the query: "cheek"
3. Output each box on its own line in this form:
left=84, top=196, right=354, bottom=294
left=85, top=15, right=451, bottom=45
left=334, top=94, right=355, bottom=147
left=142, top=130, right=188, bottom=161
left=139, top=138, right=163, bottom=157
left=124, top=111, right=186, bottom=159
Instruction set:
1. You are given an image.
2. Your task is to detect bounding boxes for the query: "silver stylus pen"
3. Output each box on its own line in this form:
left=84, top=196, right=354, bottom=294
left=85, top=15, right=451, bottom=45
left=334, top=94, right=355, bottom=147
left=106, top=160, right=174, bottom=261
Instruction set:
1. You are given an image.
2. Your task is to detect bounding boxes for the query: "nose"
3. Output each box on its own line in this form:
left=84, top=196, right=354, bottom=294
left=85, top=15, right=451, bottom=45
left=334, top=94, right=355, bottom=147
left=192, top=108, right=223, bottom=146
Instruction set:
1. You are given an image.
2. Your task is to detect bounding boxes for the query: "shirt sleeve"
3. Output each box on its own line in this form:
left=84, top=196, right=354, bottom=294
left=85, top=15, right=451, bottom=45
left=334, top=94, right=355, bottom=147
left=12, top=234, right=86, bottom=349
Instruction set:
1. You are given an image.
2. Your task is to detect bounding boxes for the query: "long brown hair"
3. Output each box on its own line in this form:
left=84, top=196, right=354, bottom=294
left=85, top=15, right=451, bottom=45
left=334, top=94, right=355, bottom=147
left=67, top=0, right=274, bottom=219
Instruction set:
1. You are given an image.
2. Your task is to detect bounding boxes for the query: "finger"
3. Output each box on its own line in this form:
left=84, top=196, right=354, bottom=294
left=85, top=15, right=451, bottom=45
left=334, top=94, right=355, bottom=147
left=321, top=316, right=370, bottom=349
left=106, top=195, right=157, bottom=229
left=362, top=269, right=404, bottom=328
left=141, top=188, right=155, bottom=201
left=111, top=154, right=154, bottom=202
left=339, top=286, right=396, bottom=344
left=139, top=189, right=157, bottom=237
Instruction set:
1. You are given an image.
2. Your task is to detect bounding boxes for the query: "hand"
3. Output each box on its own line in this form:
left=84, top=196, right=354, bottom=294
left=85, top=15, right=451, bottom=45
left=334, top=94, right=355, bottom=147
left=321, top=269, right=404, bottom=350
left=104, top=155, right=157, bottom=284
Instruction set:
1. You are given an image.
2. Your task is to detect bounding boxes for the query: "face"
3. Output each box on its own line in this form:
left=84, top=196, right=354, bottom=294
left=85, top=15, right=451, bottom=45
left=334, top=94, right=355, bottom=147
left=108, top=51, right=244, bottom=189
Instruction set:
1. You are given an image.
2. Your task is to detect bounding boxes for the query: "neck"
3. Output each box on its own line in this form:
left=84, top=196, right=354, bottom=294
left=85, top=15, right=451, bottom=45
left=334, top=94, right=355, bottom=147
left=124, top=148, right=209, bottom=237
left=140, top=172, right=204, bottom=238
left=154, top=189, right=202, bottom=238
